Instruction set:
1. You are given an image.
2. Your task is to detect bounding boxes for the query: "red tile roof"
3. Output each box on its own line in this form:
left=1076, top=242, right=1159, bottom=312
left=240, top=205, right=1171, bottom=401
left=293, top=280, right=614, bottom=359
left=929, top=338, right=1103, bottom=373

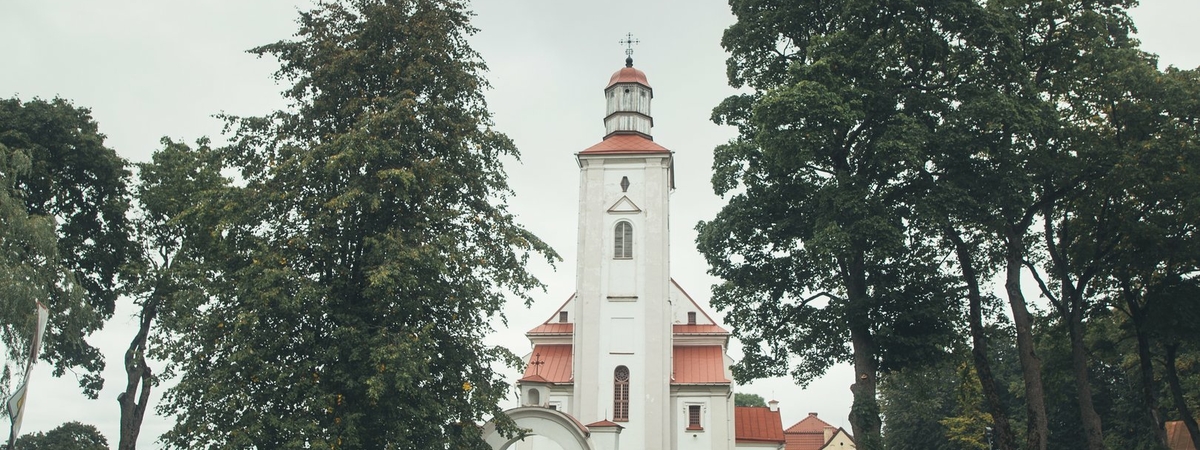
left=1167, top=421, right=1197, bottom=450
left=528, top=323, right=574, bottom=335
left=673, top=324, right=729, bottom=334
left=607, top=66, right=650, bottom=88
left=735, top=407, right=785, bottom=443
left=523, top=345, right=573, bottom=383
left=672, top=346, right=729, bottom=384
left=585, top=419, right=624, bottom=429
left=580, top=133, right=669, bottom=154
left=786, top=413, right=836, bottom=450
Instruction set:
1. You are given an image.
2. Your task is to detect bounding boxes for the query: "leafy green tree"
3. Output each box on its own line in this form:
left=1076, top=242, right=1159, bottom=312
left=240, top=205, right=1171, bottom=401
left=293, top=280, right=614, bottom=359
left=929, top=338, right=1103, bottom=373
left=880, top=358, right=959, bottom=450
left=940, top=363, right=992, bottom=450
left=0, top=97, right=133, bottom=398
left=153, top=1, right=555, bottom=448
left=0, top=143, right=62, bottom=399
left=13, top=421, right=109, bottom=450
left=735, top=392, right=767, bottom=407
left=701, top=1, right=975, bottom=447
left=1090, top=65, right=1200, bottom=450
left=116, top=138, right=228, bottom=450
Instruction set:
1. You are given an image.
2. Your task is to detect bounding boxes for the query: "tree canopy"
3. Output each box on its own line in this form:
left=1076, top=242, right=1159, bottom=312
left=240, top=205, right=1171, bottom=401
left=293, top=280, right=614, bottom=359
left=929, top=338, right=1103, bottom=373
left=151, top=0, right=556, bottom=448
left=703, top=0, right=1200, bottom=449
left=14, top=421, right=109, bottom=450
left=0, top=97, right=133, bottom=398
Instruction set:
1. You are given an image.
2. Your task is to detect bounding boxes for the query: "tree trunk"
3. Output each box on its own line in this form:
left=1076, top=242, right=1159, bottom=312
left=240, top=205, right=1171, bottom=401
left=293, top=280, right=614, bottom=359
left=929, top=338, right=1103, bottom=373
left=1003, top=230, right=1048, bottom=450
left=947, top=227, right=1017, bottom=450
left=1066, top=300, right=1105, bottom=450
left=1165, top=344, right=1200, bottom=450
left=1124, top=288, right=1168, bottom=447
left=118, top=298, right=158, bottom=450
left=845, top=252, right=882, bottom=450
left=1044, top=208, right=1105, bottom=450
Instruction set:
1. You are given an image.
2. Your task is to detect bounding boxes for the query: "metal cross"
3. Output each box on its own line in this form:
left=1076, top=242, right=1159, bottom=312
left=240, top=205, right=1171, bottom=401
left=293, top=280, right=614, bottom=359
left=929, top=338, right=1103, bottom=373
left=619, top=32, right=640, bottom=57
left=529, top=352, right=545, bottom=376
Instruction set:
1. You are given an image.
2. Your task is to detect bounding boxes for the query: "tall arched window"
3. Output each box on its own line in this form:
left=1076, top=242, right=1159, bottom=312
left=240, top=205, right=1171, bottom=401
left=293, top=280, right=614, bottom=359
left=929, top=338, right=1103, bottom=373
left=614, top=222, right=633, bottom=259
left=614, top=366, right=630, bottom=421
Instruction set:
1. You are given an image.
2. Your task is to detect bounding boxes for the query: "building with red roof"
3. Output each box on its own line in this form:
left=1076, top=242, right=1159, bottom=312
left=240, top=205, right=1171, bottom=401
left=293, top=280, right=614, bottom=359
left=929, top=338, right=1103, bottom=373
left=784, top=413, right=856, bottom=450
left=484, top=47, right=842, bottom=450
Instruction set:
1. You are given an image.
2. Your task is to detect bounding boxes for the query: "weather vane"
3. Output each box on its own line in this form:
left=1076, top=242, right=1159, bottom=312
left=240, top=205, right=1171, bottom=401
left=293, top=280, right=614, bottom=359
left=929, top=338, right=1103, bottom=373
left=619, top=32, right=639, bottom=66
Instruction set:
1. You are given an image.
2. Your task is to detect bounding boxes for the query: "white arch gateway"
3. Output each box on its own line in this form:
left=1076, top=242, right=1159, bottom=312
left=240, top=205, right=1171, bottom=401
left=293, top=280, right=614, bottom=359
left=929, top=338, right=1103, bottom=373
left=482, top=407, right=623, bottom=450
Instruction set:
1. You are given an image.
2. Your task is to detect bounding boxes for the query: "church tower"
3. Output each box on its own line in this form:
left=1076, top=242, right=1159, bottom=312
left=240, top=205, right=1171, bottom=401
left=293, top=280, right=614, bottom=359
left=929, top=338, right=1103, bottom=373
left=571, top=53, right=674, bottom=450
left=508, top=46, right=743, bottom=450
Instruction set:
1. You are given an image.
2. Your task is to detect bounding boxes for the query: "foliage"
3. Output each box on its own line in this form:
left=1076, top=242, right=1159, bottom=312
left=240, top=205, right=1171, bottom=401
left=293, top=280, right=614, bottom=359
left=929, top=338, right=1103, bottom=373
left=0, top=143, right=61, bottom=403
left=880, top=359, right=959, bottom=450
left=735, top=392, right=767, bottom=408
left=701, top=0, right=976, bottom=446
left=153, top=1, right=556, bottom=448
left=13, top=421, right=109, bottom=450
left=939, top=363, right=993, bottom=450
left=115, top=137, right=228, bottom=450
left=0, top=97, right=133, bottom=398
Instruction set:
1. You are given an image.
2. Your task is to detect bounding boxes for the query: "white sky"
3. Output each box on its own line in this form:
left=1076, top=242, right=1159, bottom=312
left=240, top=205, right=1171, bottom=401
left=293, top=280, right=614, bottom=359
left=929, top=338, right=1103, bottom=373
left=2, top=0, right=1198, bottom=447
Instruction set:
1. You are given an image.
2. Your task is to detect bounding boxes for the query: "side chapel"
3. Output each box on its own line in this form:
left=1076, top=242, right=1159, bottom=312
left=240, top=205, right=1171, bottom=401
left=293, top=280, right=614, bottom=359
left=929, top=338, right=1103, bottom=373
left=482, top=49, right=854, bottom=450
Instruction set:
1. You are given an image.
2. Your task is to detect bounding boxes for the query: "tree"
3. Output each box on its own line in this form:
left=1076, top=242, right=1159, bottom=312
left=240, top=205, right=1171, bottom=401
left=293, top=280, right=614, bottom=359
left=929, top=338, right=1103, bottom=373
left=0, top=97, right=133, bottom=398
left=735, top=392, right=767, bottom=407
left=0, top=142, right=61, bottom=400
left=153, top=1, right=555, bottom=448
left=13, top=421, right=109, bottom=450
left=1093, top=65, right=1200, bottom=450
left=701, top=1, right=975, bottom=448
left=116, top=138, right=228, bottom=450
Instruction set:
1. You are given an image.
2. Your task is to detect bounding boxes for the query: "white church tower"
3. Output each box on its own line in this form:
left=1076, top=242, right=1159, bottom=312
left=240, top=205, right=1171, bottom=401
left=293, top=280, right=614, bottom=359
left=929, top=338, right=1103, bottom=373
left=572, top=52, right=674, bottom=450
left=487, top=46, right=792, bottom=450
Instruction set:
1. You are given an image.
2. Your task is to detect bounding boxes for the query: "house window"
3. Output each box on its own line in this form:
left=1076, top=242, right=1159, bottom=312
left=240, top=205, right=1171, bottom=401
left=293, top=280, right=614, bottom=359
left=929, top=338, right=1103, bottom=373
left=614, top=222, right=633, bottom=259
left=614, top=366, right=630, bottom=421
left=687, top=312, right=697, bottom=325
left=559, top=311, right=568, bottom=323
left=688, top=405, right=703, bottom=430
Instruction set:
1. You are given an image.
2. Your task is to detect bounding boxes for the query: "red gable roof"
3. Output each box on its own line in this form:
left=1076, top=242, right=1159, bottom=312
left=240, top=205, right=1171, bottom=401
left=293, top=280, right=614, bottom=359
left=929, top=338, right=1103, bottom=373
left=580, top=133, right=669, bottom=155
left=786, top=413, right=836, bottom=450
left=672, top=346, right=729, bottom=384
left=735, top=407, right=785, bottom=443
left=523, top=345, right=573, bottom=383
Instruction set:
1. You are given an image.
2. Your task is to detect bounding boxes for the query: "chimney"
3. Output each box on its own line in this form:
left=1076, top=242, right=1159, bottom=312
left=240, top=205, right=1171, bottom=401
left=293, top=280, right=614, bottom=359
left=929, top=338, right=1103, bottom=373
left=824, top=426, right=836, bottom=442
left=768, top=400, right=779, bottom=412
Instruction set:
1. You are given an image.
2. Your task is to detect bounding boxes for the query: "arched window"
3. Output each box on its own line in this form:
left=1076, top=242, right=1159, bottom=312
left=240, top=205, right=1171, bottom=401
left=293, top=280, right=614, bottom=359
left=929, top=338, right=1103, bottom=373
left=614, top=222, right=633, bottom=259
left=614, top=366, right=630, bottom=421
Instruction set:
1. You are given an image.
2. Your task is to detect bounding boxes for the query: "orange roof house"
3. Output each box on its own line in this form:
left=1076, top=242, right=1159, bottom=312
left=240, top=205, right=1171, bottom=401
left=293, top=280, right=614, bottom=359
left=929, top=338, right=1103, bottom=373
left=785, top=413, right=855, bottom=450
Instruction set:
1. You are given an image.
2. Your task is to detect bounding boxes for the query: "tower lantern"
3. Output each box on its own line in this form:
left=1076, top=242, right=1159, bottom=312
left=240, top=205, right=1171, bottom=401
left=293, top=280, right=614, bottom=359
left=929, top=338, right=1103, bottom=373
left=605, top=34, right=653, bottom=139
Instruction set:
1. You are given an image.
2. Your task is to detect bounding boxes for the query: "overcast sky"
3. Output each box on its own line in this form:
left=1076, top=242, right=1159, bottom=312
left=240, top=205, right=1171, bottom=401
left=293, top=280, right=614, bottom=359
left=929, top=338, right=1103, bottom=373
left=2, top=0, right=1199, bottom=447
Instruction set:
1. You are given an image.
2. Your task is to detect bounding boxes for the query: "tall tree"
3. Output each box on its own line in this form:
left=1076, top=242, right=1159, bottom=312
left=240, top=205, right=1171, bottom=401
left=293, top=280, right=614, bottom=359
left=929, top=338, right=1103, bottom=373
left=1097, top=65, right=1200, bottom=449
left=154, top=1, right=555, bottom=448
left=700, top=1, right=973, bottom=447
left=0, top=97, right=134, bottom=398
left=117, top=138, right=228, bottom=450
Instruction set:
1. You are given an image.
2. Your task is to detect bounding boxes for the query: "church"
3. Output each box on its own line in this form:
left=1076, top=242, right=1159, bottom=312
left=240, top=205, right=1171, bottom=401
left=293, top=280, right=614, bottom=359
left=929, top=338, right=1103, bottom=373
left=481, top=53, right=856, bottom=450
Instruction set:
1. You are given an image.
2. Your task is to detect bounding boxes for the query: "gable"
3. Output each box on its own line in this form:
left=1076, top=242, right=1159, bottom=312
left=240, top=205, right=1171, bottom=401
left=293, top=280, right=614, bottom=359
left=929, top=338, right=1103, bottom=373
left=607, top=195, right=642, bottom=214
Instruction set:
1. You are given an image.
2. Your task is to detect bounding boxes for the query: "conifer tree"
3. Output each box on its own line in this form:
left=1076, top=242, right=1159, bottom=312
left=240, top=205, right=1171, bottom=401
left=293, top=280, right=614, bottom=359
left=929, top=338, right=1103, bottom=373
left=154, top=1, right=555, bottom=447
